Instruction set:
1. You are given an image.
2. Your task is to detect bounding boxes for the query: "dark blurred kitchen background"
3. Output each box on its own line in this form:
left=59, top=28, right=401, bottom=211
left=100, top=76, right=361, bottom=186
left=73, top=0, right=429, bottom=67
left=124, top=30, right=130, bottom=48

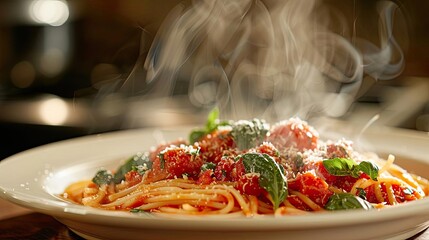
left=0, top=0, right=428, bottom=160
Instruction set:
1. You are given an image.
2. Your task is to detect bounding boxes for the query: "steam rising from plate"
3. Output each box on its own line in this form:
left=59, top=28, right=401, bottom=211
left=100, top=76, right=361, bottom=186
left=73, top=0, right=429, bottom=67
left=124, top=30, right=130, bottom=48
left=120, top=0, right=406, bottom=122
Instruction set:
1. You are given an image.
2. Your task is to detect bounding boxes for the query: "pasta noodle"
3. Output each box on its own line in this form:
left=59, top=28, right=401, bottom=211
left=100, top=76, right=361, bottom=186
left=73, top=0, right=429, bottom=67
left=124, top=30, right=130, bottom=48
left=61, top=114, right=429, bottom=217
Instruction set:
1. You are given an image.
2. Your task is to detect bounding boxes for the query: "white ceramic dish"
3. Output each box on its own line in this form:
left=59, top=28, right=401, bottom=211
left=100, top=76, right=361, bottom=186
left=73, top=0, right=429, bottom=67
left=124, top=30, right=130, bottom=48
left=1, top=125, right=429, bottom=240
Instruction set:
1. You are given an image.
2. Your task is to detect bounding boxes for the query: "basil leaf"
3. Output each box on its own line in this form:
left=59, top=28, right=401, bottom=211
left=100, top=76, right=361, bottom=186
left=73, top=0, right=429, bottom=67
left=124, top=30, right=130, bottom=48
left=231, top=119, right=269, bottom=150
left=113, top=152, right=152, bottom=184
left=323, top=158, right=379, bottom=181
left=189, top=107, right=231, bottom=144
left=325, top=193, right=373, bottom=210
left=189, top=130, right=206, bottom=145
left=241, top=153, right=287, bottom=209
left=92, top=169, right=113, bottom=186
left=356, top=187, right=367, bottom=200
left=130, top=208, right=152, bottom=216
left=323, top=158, right=357, bottom=177
left=159, top=153, right=165, bottom=169
left=206, top=107, right=220, bottom=133
left=357, top=161, right=379, bottom=181
left=130, top=208, right=147, bottom=213
left=201, top=162, right=216, bottom=172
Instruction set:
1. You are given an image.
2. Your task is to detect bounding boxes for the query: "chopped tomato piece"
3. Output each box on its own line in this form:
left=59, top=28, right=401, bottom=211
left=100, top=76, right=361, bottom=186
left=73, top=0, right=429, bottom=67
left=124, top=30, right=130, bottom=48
left=214, top=157, right=237, bottom=181
left=161, top=145, right=204, bottom=178
left=146, top=145, right=203, bottom=182
left=288, top=172, right=333, bottom=207
left=306, top=161, right=360, bottom=192
left=364, top=183, right=417, bottom=204
left=236, top=173, right=265, bottom=196
left=197, top=129, right=235, bottom=163
left=149, top=140, right=186, bottom=162
left=197, top=169, right=216, bottom=185
left=232, top=158, right=266, bottom=196
left=124, top=170, right=143, bottom=187
left=308, top=161, right=338, bottom=184
left=334, top=176, right=359, bottom=193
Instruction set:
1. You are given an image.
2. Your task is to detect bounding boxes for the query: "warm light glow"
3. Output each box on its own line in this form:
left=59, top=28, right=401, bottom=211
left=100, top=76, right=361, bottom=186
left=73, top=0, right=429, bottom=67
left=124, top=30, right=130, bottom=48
left=29, top=0, right=69, bottom=26
left=10, top=61, right=36, bottom=88
left=40, top=48, right=66, bottom=77
left=39, top=97, right=69, bottom=125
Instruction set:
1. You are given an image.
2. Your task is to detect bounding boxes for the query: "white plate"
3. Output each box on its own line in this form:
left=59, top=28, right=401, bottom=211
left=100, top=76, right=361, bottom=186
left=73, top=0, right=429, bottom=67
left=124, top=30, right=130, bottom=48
left=1, top=126, right=429, bottom=240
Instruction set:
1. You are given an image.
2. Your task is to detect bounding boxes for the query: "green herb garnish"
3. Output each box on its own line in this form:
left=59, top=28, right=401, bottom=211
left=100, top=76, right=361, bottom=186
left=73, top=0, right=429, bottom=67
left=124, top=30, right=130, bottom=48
left=241, top=153, right=287, bottom=210
left=322, top=158, right=379, bottom=181
left=159, top=153, right=165, bottom=169
left=201, top=162, right=216, bottom=172
left=130, top=208, right=146, bottom=213
left=230, top=119, right=269, bottom=150
left=325, top=193, right=373, bottom=210
left=356, top=187, right=367, bottom=200
left=189, top=107, right=230, bottom=144
left=112, top=153, right=152, bottom=184
left=92, top=169, right=113, bottom=186
left=130, top=208, right=152, bottom=216
left=92, top=152, right=152, bottom=186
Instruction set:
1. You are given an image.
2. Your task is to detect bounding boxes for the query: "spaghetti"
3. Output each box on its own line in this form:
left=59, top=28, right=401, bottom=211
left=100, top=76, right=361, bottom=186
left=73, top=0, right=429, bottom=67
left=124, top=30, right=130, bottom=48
left=61, top=111, right=429, bottom=216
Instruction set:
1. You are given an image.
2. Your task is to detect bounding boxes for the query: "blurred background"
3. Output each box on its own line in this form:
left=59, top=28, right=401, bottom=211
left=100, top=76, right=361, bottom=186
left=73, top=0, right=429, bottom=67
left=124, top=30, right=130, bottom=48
left=0, top=0, right=428, bottom=160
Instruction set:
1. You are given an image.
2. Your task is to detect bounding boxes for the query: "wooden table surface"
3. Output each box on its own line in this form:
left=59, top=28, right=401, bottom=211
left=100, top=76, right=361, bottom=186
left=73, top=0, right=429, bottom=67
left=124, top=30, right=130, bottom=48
left=1, top=198, right=428, bottom=240
left=0, top=199, right=84, bottom=240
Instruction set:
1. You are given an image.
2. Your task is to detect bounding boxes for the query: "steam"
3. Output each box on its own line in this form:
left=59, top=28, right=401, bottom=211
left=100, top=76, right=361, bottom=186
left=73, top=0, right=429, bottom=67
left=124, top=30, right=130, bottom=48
left=120, top=0, right=406, bottom=122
